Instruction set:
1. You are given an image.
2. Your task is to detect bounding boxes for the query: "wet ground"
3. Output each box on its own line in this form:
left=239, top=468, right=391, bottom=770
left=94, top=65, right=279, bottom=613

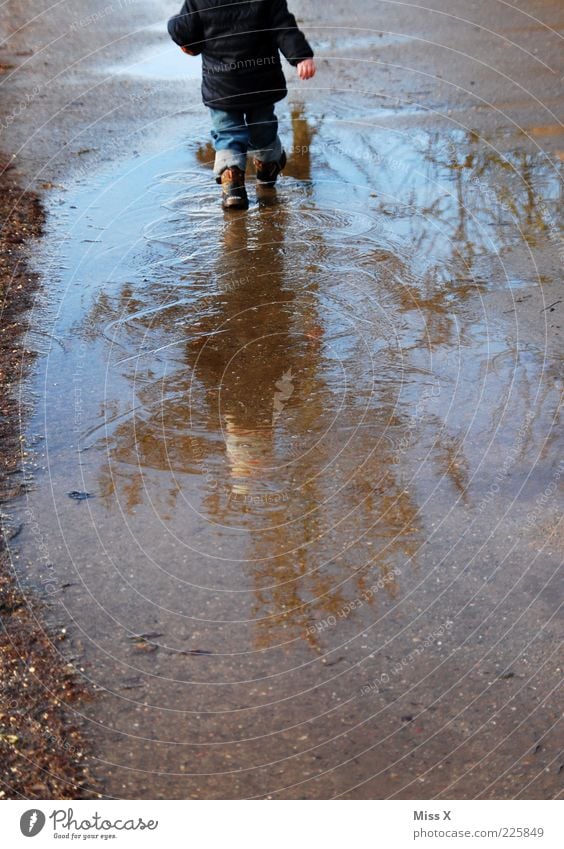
left=0, top=162, right=96, bottom=799
left=1, top=0, right=563, bottom=798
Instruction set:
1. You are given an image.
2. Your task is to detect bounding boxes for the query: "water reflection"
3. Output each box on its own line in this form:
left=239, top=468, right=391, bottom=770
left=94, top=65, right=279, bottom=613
left=91, top=191, right=420, bottom=647
left=75, top=118, right=561, bottom=652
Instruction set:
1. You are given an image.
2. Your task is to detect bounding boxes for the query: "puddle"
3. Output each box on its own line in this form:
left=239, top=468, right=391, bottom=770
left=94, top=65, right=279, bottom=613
left=16, top=105, right=563, bottom=798
left=314, top=32, right=414, bottom=52
left=108, top=38, right=202, bottom=81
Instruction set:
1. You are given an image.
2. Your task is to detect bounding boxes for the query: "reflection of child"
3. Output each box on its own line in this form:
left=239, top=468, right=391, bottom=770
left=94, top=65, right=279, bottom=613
left=168, top=0, right=315, bottom=209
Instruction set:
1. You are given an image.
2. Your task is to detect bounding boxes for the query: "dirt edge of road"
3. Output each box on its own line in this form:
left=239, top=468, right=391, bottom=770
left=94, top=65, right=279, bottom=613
left=0, top=158, right=98, bottom=799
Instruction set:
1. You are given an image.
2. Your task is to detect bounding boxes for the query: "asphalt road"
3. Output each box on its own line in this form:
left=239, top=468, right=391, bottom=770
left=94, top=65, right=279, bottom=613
left=0, top=0, right=562, bottom=799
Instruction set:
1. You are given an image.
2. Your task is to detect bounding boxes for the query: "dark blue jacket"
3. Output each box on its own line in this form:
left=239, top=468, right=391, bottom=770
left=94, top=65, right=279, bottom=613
left=168, top=0, right=314, bottom=110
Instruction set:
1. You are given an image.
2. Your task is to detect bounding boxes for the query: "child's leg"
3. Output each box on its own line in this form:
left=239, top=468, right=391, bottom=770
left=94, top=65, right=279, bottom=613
left=246, top=104, right=284, bottom=164
left=209, top=108, right=249, bottom=179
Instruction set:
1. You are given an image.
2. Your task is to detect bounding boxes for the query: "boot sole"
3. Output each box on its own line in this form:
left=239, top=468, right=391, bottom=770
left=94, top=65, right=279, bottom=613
left=222, top=197, right=249, bottom=210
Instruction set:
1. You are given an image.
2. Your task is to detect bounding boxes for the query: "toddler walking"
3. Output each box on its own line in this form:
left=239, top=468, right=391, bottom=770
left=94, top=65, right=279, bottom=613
left=168, top=0, right=315, bottom=209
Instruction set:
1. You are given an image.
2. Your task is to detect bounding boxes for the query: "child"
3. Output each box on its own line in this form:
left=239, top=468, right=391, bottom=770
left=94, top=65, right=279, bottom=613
left=168, top=0, right=316, bottom=209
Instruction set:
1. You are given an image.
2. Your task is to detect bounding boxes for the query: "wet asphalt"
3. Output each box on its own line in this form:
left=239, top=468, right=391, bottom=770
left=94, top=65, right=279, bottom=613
left=1, top=0, right=562, bottom=798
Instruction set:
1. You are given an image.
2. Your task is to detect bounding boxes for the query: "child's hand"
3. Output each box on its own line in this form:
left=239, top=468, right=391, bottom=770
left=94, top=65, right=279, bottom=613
left=181, top=46, right=196, bottom=55
left=297, top=58, right=316, bottom=80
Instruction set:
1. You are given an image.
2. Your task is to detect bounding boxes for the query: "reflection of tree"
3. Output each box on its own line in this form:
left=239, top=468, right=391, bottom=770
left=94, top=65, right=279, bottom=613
left=286, top=102, right=317, bottom=182
left=86, top=193, right=422, bottom=652
left=375, top=133, right=562, bottom=360
left=434, top=433, right=470, bottom=506
left=78, top=122, right=561, bottom=649
left=423, top=130, right=562, bottom=258
left=191, top=205, right=413, bottom=651
left=247, top=457, right=413, bottom=652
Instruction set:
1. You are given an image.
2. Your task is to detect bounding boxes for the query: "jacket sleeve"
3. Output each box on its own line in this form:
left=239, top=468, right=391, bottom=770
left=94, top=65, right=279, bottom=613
left=167, top=0, right=204, bottom=51
left=270, top=0, right=314, bottom=65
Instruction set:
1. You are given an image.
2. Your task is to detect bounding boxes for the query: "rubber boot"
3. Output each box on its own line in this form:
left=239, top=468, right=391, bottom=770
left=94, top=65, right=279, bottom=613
left=219, top=167, right=249, bottom=210
left=254, top=151, right=287, bottom=186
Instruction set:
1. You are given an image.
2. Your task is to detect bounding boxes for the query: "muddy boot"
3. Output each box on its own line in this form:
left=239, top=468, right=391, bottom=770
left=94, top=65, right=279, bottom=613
left=254, top=151, right=287, bottom=185
left=219, top=167, right=249, bottom=210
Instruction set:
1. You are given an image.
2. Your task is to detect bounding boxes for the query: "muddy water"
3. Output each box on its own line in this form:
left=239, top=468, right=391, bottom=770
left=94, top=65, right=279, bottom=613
left=17, top=101, right=563, bottom=798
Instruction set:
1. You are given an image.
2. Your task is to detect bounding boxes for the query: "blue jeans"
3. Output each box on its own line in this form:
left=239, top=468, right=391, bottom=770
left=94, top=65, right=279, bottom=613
left=209, top=104, right=284, bottom=177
